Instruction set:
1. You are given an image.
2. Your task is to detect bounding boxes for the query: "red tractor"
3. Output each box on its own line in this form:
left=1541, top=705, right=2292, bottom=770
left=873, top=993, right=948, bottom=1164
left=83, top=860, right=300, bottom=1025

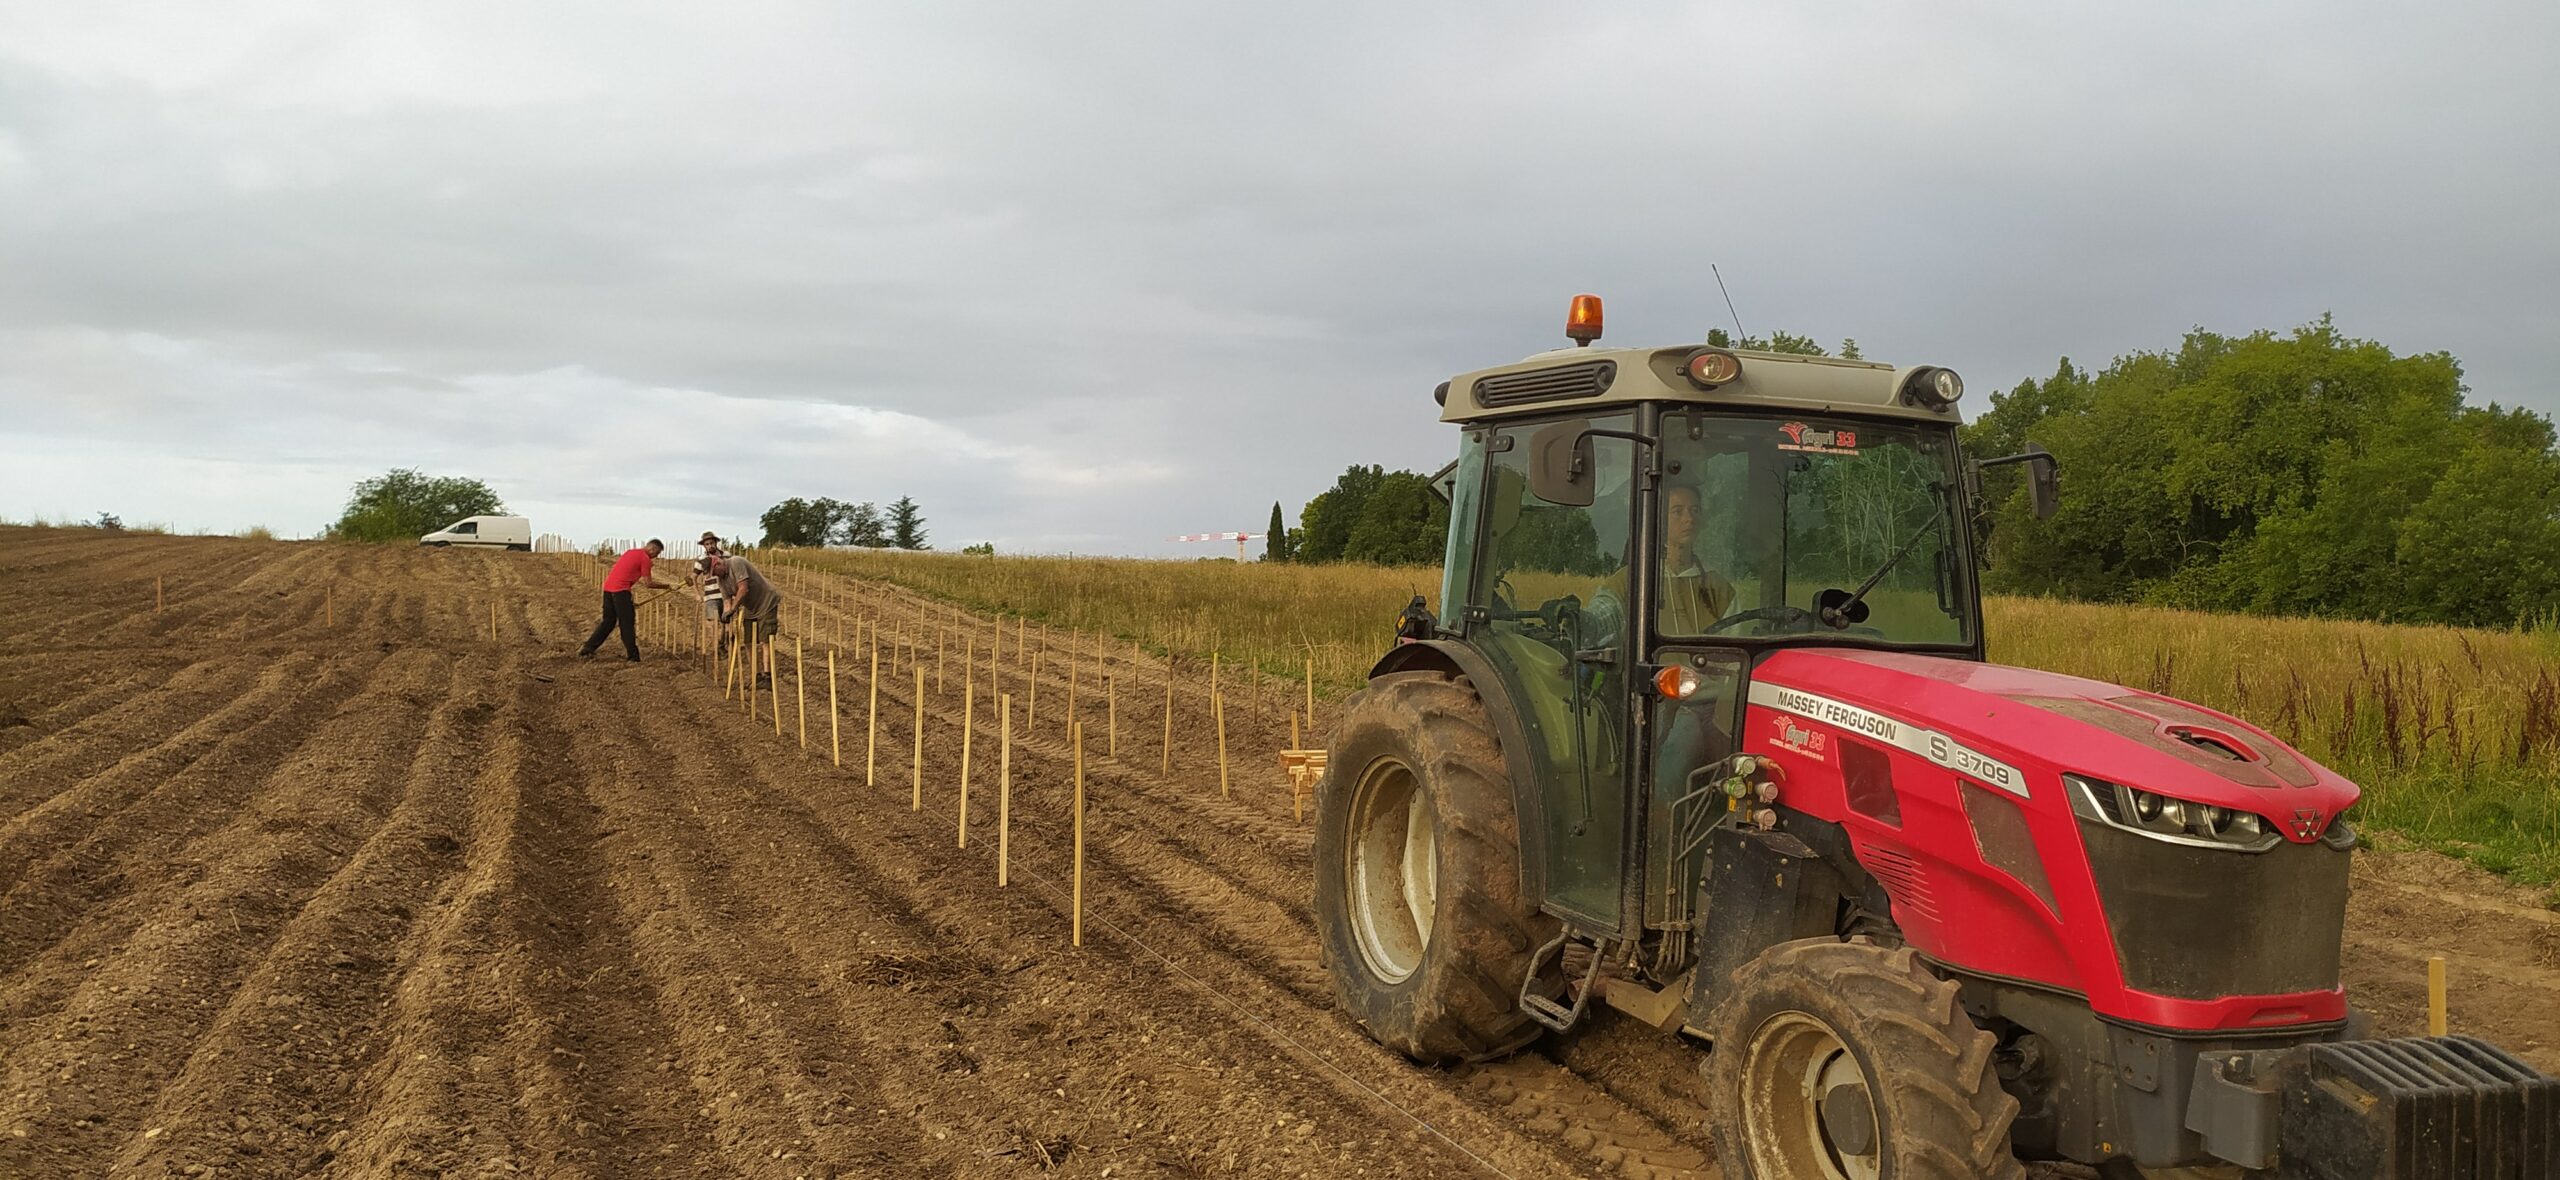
left=1313, top=297, right=2555, bottom=1178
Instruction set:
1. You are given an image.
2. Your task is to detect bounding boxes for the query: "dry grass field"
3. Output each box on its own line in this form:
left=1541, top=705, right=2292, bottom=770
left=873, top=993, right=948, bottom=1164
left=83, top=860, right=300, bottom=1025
left=1, top=526, right=2553, bottom=1179
left=802, top=548, right=2560, bottom=886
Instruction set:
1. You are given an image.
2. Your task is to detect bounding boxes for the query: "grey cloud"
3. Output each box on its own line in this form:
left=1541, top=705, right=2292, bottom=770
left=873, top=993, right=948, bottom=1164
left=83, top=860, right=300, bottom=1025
left=3, top=1, right=2554, bottom=552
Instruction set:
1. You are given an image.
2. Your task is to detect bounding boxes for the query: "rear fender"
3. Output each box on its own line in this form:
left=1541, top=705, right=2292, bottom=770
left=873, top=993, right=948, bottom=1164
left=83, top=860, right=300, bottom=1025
left=1369, top=641, right=1548, bottom=908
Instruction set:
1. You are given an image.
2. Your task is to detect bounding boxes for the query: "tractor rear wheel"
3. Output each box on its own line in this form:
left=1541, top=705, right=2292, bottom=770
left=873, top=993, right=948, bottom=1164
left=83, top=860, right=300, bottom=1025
left=1703, top=939, right=2025, bottom=1180
left=1314, top=671, right=1553, bottom=1063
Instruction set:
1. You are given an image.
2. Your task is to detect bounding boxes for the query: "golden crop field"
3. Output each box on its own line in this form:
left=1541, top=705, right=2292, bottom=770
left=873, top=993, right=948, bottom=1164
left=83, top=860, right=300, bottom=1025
left=793, top=548, right=2560, bottom=886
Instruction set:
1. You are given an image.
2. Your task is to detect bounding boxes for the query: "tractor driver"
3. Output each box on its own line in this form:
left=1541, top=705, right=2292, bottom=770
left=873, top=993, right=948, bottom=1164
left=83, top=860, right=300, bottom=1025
left=1650, top=481, right=1740, bottom=798
left=1656, top=482, right=1737, bottom=635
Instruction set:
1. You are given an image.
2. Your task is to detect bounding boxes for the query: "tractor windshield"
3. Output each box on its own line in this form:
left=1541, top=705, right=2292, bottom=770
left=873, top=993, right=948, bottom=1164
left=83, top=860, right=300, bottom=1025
left=1658, top=412, right=1974, bottom=648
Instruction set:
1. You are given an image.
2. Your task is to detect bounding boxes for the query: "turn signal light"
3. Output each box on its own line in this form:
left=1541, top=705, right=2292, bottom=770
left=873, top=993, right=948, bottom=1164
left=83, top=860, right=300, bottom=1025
left=1653, top=664, right=1702, bottom=699
left=1685, top=349, right=1743, bottom=388
left=1567, top=294, right=1604, bottom=345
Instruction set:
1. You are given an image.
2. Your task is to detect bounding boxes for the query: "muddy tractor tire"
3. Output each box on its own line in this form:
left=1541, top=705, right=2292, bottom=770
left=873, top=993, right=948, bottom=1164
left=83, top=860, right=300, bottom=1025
left=1313, top=671, right=1555, bottom=1064
left=1703, top=939, right=2025, bottom=1180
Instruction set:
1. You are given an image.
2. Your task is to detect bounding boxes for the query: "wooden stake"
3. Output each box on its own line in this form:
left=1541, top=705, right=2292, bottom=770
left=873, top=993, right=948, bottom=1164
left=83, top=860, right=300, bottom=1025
left=747, top=631, right=760, bottom=720
left=490, top=599, right=498, bottom=642
left=1067, top=645, right=1079, bottom=738
left=937, top=627, right=947, bottom=695
left=1016, top=616, right=1026, bottom=662
left=1215, top=689, right=1230, bottom=799
left=829, top=649, right=841, bottom=768
left=911, top=664, right=925, bottom=810
left=1291, top=711, right=1300, bottom=750
left=1161, top=665, right=1175, bottom=775
left=1072, top=720, right=1086, bottom=948
left=1305, top=655, right=1316, bottom=734
left=867, top=629, right=881, bottom=786
left=1029, top=647, right=1041, bottom=726
left=959, top=679, right=975, bottom=847
left=725, top=625, right=742, bottom=699
left=772, top=639, right=784, bottom=736
left=2428, top=954, right=2449, bottom=1036
left=796, top=638, right=808, bottom=749
left=998, top=693, right=1013, bottom=886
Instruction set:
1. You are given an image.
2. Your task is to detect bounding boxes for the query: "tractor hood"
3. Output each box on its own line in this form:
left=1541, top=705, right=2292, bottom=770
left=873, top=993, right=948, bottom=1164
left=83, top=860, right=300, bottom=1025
left=1750, top=648, right=2359, bottom=841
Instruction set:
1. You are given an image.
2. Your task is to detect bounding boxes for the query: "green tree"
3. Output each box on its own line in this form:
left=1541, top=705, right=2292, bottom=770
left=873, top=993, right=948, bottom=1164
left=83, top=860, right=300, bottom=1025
left=1341, top=471, right=1449, bottom=565
left=1973, top=318, right=2558, bottom=625
left=837, top=501, right=888, bottom=548
left=1264, top=501, right=1291, bottom=562
left=888, top=495, right=928, bottom=550
left=1295, top=465, right=1386, bottom=563
left=329, top=469, right=506, bottom=542
left=2393, top=432, right=2560, bottom=626
left=758, top=497, right=837, bottom=547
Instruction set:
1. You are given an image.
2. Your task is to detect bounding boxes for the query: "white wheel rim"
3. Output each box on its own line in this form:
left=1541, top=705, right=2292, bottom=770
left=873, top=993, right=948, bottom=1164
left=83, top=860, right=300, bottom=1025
left=1346, top=757, right=1436, bottom=983
left=1739, top=1011, right=1881, bottom=1180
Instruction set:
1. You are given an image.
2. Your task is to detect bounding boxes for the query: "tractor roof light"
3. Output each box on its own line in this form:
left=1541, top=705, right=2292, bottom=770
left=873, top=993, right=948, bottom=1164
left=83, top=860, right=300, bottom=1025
left=1567, top=294, right=1604, bottom=346
left=1901, top=366, right=1964, bottom=411
left=1684, top=349, right=1743, bottom=389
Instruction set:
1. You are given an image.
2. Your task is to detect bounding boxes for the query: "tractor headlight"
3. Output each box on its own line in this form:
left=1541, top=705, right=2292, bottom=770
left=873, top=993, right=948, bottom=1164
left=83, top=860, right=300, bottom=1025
left=2066, top=774, right=2283, bottom=853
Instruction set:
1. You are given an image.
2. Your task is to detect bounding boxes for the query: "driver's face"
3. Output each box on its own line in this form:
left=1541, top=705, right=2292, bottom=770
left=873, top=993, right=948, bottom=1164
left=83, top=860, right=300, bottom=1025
left=1665, top=488, right=1700, bottom=552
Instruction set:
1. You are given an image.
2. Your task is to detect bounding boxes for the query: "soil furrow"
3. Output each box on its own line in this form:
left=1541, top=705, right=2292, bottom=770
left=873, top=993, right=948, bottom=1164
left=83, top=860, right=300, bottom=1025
left=0, top=647, right=440, bottom=1173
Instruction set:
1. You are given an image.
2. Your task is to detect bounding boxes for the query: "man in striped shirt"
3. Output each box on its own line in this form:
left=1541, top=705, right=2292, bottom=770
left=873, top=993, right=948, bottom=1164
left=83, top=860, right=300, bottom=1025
left=579, top=539, right=674, bottom=661
left=693, top=533, right=728, bottom=624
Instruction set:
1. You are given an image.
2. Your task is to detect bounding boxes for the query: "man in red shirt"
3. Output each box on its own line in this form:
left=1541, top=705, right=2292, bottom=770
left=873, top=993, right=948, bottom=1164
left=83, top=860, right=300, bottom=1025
left=580, top=539, right=674, bottom=661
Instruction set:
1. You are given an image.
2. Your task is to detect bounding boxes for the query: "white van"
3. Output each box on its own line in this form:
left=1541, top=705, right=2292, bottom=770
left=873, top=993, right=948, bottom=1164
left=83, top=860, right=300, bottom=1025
left=419, top=515, right=533, bottom=551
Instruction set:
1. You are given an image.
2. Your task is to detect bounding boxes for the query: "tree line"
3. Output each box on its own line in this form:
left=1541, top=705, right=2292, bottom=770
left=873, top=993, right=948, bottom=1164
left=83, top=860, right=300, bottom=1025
left=1270, top=321, right=2560, bottom=630
left=1968, top=317, right=2560, bottom=628
left=757, top=495, right=928, bottom=549
left=319, top=470, right=935, bottom=552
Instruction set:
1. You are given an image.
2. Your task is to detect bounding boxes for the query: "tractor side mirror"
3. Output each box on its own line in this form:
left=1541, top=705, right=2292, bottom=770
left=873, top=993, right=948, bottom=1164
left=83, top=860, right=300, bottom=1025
left=2023, top=441, right=2059, bottom=520
left=1976, top=441, right=2061, bottom=520
left=1527, top=419, right=1596, bottom=508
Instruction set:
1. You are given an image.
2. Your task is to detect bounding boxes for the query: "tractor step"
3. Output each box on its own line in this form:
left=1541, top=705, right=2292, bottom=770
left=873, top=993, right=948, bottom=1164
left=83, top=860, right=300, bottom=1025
left=1517, top=931, right=1606, bottom=1034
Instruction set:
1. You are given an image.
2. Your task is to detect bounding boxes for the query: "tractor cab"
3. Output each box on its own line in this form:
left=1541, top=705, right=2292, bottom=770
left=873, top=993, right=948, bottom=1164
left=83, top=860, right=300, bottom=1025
left=1314, top=296, right=2550, bottom=1179
left=1425, top=299, right=2050, bottom=940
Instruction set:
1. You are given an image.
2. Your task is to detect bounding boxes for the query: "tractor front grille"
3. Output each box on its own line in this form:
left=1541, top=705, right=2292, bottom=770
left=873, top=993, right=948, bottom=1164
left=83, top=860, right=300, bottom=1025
left=2083, top=821, right=2348, bottom=1000
left=1473, top=360, right=1616, bottom=407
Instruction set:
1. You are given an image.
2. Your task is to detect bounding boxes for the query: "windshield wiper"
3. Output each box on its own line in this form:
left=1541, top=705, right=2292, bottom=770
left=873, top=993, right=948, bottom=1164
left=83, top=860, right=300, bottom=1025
left=1818, top=488, right=1950, bottom=630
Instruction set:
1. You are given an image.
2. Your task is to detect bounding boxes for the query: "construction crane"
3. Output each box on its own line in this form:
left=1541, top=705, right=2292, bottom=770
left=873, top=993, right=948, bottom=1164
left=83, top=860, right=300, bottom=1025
left=1170, top=532, right=1265, bottom=562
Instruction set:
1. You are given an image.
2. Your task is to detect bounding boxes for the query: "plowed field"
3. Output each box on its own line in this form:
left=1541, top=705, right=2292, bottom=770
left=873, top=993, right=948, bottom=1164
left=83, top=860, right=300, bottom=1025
left=2, top=529, right=2552, bottom=1179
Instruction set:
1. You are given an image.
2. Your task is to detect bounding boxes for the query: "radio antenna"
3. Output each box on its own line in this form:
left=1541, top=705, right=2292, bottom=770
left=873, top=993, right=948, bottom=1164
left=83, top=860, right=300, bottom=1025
left=1711, top=263, right=1746, bottom=342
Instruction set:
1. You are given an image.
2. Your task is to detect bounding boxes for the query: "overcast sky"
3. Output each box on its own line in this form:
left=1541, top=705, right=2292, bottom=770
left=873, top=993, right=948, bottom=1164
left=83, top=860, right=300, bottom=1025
left=4, top=2, right=2554, bottom=553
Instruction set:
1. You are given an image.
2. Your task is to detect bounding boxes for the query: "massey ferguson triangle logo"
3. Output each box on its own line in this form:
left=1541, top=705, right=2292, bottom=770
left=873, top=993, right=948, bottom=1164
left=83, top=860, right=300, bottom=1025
left=2291, top=807, right=2325, bottom=840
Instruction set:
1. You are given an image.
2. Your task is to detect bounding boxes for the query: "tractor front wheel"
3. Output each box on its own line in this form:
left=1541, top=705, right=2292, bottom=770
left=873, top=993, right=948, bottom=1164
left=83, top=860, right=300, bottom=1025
left=1703, top=940, right=2025, bottom=1180
left=1314, top=672, right=1553, bottom=1063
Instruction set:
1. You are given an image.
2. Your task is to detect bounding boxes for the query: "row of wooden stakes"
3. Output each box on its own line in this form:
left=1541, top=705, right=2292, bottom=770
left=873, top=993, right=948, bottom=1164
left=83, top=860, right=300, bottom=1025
left=682, top=583, right=1321, bottom=947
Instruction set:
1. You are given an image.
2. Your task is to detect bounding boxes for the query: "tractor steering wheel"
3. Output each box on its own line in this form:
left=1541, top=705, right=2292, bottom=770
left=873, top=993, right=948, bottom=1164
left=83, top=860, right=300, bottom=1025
left=1701, top=605, right=1819, bottom=635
